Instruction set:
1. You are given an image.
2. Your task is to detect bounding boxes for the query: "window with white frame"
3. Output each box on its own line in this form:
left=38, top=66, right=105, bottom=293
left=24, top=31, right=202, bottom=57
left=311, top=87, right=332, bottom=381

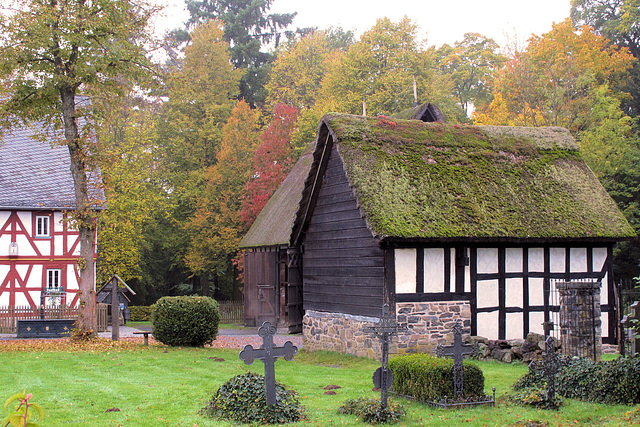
left=35, top=216, right=50, bottom=237
left=46, top=269, right=62, bottom=289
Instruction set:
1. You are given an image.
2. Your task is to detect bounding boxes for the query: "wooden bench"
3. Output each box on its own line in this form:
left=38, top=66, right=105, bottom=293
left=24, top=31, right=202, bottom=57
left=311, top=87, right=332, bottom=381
left=133, top=331, right=152, bottom=345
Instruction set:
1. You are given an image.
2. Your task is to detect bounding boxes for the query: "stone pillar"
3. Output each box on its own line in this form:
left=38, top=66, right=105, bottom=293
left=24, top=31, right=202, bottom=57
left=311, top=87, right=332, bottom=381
left=556, top=281, right=601, bottom=361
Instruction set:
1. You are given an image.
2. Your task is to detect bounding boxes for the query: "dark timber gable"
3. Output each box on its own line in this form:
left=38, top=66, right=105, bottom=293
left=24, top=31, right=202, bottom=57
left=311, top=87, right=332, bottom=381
left=302, top=143, right=385, bottom=317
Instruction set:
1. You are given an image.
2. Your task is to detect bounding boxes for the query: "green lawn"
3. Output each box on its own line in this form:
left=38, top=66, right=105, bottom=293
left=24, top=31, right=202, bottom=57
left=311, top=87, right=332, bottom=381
left=1, top=343, right=637, bottom=426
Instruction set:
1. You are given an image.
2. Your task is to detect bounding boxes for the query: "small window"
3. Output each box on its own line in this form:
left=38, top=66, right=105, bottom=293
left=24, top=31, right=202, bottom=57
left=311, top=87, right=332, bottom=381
left=46, top=269, right=61, bottom=289
left=35, top=216, right=50, bottom=237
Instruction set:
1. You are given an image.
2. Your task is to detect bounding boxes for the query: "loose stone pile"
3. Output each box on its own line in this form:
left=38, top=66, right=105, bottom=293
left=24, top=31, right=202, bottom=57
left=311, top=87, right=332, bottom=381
left=464, top=332, right=559, bottom=363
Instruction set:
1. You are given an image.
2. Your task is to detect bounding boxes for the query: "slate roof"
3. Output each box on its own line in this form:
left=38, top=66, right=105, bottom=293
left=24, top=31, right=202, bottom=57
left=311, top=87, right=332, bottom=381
left=290, top=113, right=634, bottom=244
left=0, top=123, right=105, bottom=210
left=240, top=152, right=313, bottom=249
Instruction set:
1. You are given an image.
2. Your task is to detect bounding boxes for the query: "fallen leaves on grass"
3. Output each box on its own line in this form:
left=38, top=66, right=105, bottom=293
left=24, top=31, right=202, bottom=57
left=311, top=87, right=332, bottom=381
left=0, top=337, right=147, bottom=353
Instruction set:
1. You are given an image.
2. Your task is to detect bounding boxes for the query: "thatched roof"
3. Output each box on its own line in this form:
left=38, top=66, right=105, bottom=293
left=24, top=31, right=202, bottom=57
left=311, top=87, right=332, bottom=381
left=292, top=113, right=634, bottom=243
left=240, top=152, right=313, bottom=249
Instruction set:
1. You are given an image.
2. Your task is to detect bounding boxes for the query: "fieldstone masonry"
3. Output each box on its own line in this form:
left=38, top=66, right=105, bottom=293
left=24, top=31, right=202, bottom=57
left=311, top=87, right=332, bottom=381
left=303, top=300, right=471, bottom=358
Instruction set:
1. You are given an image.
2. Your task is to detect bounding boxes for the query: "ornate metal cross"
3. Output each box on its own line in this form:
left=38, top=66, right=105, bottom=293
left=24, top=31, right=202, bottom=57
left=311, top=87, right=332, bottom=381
left=239, top=321, right=298, bottom=405
left=543, top=336, right=560, bottom=409
left=363, top=304, right=407, bottom=409
left=436, top=322, right=473, bottom=397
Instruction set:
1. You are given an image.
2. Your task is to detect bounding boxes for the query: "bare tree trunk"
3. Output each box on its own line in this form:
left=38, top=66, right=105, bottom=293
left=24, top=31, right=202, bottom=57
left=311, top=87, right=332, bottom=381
left=61, top=88, right=97, bottom=337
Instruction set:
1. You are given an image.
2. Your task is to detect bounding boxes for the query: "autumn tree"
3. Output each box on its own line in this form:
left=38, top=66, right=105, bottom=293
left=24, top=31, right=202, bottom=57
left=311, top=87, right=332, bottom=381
left=436, top=33, right=506, bottom=116
left=0, top=0, right=158, bottom=335
left=241, top=103, right=299, bottom=227
left=185, top=100, right=259, bottom=298
left=184, top=0, right=296, bottom=106
left=474, top=19, right=634, bottom=131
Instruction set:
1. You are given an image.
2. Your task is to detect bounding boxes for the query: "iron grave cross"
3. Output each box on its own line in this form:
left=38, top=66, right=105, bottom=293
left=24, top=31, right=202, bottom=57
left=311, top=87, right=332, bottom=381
left=436, top=322, right=474, bottom=397
left=363, top=304, right=407, bottom=409
left=239, top=321, right=298, bottom=405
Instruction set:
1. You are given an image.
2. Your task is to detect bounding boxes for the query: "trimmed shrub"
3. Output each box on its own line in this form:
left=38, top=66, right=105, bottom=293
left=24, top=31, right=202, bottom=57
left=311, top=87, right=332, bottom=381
left=389, top=353, right=485, bottom=401
left=128, top=305, right=152, bottom=322
left=513, top=355, right=640, bottom=405
left=202, top=372, right=305, bottom=424
left=338, top=397, right=405, bottom=424
left=151, top=296, right=220, bottom=347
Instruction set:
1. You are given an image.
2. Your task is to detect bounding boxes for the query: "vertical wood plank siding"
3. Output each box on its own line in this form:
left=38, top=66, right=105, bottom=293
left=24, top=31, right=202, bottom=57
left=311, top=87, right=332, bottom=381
left=302, top=146, right=385, bottom=317
left=244, top=249, right=280, bottom=326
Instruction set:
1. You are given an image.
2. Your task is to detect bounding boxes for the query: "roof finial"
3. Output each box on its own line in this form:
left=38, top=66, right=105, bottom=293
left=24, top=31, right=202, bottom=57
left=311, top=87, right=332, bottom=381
left=413, top=76, right=419, bottom=107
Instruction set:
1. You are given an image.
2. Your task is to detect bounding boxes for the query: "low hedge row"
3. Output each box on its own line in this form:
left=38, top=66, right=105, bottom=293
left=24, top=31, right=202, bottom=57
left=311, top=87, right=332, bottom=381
left=128, top=305, right=152, bottom=322
left=389, top=353, right=485, bottom=401
left=514, top=355, right=640, bottom=405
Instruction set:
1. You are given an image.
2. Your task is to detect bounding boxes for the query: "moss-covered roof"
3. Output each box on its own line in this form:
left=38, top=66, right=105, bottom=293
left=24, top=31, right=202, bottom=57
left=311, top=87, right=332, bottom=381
left=240, top=152, right=313, bottom=249
left=305, top=113, right=634, bottom=242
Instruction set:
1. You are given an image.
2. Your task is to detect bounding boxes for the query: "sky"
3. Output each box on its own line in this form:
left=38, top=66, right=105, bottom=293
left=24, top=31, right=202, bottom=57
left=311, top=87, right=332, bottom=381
left=151, top=0, right=573, bottom=49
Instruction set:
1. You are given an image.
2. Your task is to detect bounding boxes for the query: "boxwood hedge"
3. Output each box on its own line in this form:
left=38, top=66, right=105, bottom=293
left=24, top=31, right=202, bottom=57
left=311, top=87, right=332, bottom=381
left=151, top=296, right=220, bottom=347
left=389, top=353, right=485, bottom=401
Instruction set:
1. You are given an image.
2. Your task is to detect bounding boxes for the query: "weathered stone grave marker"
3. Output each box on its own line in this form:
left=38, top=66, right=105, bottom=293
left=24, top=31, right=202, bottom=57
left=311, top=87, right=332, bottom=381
left=363, top=304, right=407, bottom=409
left=436, top=322, right=474, bottom=397
left=239, top=321, right=298, bottom=405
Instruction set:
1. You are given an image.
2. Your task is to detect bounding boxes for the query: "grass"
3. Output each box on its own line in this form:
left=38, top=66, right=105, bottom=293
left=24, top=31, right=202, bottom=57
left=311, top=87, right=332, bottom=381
left=1, top=342, right=638, bottom=426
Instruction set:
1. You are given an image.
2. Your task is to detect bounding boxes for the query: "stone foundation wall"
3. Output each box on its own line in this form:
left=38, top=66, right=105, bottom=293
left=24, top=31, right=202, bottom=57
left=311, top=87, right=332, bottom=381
left=303, top=301, right=471, bottom=359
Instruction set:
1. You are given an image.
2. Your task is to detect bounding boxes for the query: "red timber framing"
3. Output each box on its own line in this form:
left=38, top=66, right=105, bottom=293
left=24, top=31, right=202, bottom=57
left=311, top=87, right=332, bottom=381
left=0, top=210, right=82, bottom=308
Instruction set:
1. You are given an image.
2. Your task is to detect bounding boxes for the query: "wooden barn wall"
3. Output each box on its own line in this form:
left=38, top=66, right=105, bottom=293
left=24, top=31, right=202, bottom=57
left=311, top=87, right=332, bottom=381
left=302, top=146, right=385, bottom=317
left=243, top=249, right=280, bottom=327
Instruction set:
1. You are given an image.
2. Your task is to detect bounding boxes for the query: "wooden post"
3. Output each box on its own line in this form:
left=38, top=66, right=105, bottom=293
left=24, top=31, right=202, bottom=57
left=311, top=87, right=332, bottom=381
left=111, top=276, right=119, bottom=341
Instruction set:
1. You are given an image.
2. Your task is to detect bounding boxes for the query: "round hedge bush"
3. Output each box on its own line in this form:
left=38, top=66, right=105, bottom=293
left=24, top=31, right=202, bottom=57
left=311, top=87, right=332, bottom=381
left=202, top=372, right=305, bottom=424
left=151, top=296, right=220, bottom=347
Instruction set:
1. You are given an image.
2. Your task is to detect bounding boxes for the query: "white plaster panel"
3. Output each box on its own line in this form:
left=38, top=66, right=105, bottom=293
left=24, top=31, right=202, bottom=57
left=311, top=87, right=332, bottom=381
left=71, top=237, right=81, bottom=256
left=529, top=278, right=545, bottom=306
left=593, top=248, right=607, bottom=272
left=529, top=311, right=545, bottom=335
left=14, top=292, right=29, bottom=306
left=569, top=248, right=587, bottom=273
left=17, top=212, right=31, bottom=231
left=54, top=212, right=65, bottom=233
left=464, top=264, right=471, bottom=293
left=506, top=278, right=523, bottom=307
left=528, top=248, right=544, bottom=272
left=0, top=211, right=11, bottom=229
left=395, top=249, right=416, bottom=293
left=602, top=313, right=609, bottom=340
left=550, top=247, right=566, bottom=273
left=16, top=235, right=36, bottom=256
left=450, top=248, right=456, bottom=285
left=66, top=266, right=78, bottom=290
left=34, top=240, right=50, bottom=256
left=0, top=235, right=11, bottom=256
left=477, top=279, right=498, bottom=308
left=29, top=265, right=43, bottom=288
left=477, top=312, right=499, bottom=340
left=54, top=236, right=64, bottom=256
left=506, top=248, right=523, bottom=273
left=0, top=293, right=9, bottom=305
left=477, top=248, right=498, bottom=274
left=506, top=312, right=524, bottom=340
left=424, top=248, right=444, bottom=293
left=600, top=276, right=608, bottom=304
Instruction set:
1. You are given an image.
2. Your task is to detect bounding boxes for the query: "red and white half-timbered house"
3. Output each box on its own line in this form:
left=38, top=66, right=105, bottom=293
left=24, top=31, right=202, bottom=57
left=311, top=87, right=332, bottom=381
left=0, top=124, right=103, bottom=308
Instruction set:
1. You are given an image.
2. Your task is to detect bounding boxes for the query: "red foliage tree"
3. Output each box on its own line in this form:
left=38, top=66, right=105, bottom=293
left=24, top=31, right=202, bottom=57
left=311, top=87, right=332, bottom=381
left=241, top=103, right=300, bottom=227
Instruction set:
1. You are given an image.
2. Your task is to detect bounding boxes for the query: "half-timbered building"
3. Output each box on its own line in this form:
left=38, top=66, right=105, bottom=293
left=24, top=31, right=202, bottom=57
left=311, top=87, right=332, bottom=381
left=0, top=124, right=103, bottom=308
left=242, top=110, right=634, bottom=357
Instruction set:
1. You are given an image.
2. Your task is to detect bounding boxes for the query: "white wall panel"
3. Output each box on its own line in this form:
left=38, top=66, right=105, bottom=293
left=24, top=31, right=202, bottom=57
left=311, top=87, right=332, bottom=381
left=506, top=248, right=523, bottom=273
left=550, top=248, right=565, bottom=273
left=0, top=211, right=11, bottom=229
left=506, top=278, right=523, bottom=307
left=529, top=312, right=545, bottom=335
left=0, top=235, right=11, bottom=256
left=529, top=248, right=544, bottom=272
left=17, top=212, right=31, bottom=231
left=570, top=248, right=587, bottom=273
left=395, top=249, right=416, bottom=293
left=16, top=235, right=36, bottom=256
left=54, top=236, right=64, bottom=256
left=66, top=266, right=79, bottom=290
left=529, top=278, right=545, bottom=306
left=477, top=312, right=498, bottom=340
left=424, top=248, right=444, bottom=293
left=477, top=248, right=498, bottom=274
left=477, top=280, right=498, bottom=307
left=34, top=240, right=50, bottom=256
left=54, top=212, right=65, bottom=232
left=593, top=248, right=607, bottom=272
left=506, top=312, right=523, bottom=340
